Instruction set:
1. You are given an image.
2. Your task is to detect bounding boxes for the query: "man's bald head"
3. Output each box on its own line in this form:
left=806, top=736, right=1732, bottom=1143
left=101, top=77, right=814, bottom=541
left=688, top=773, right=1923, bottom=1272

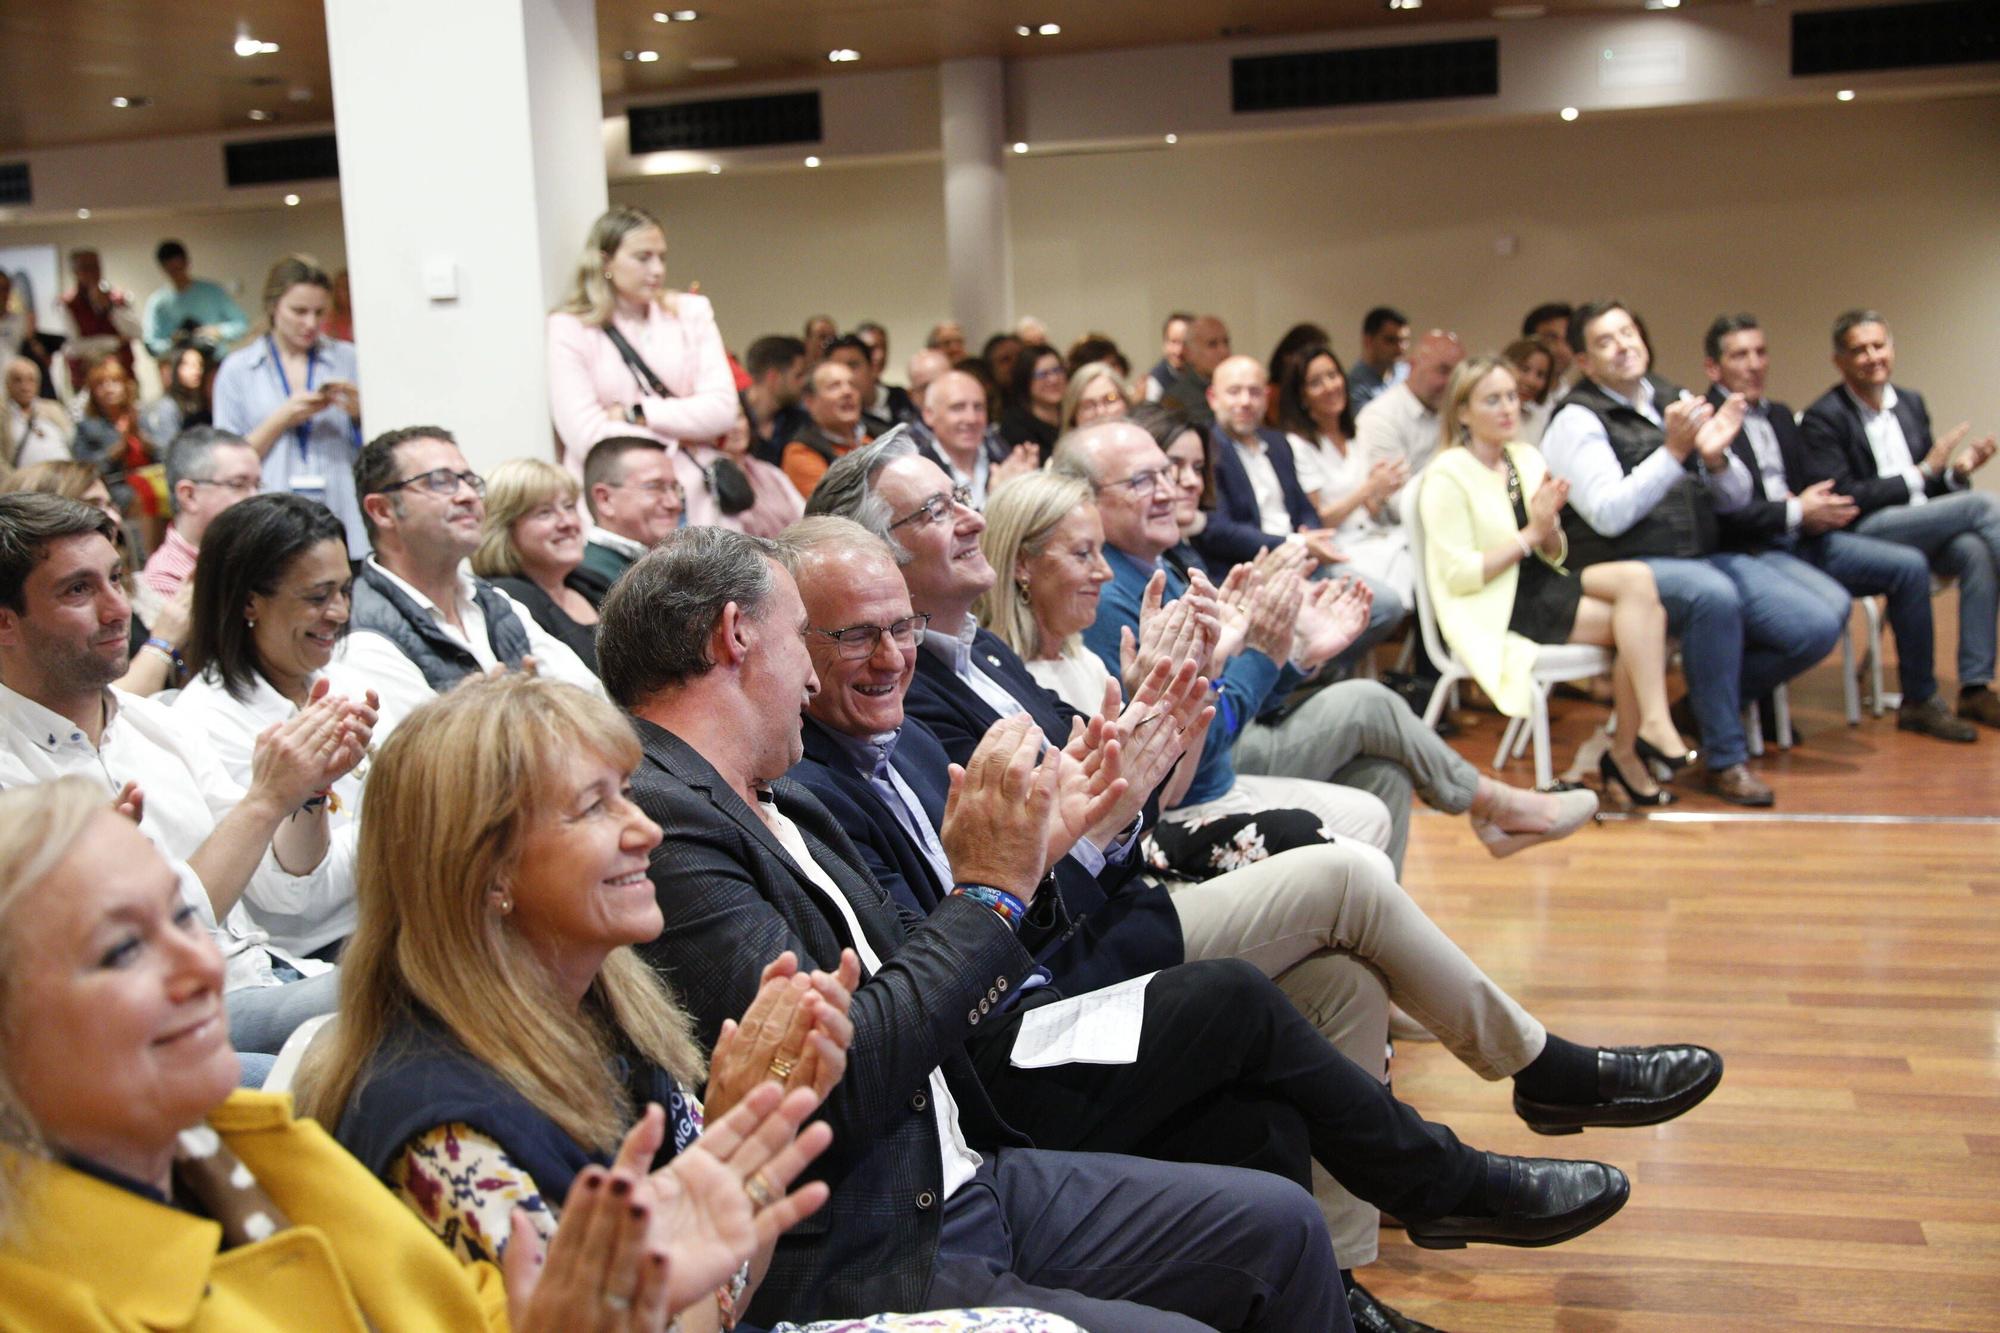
left=1052, top=420, right=1180, bottom=558
left=1406, top=330, right=1467, bottom=412
left=1185, top=316, right=1233, bottom=380
left=1207, top=355, right=1270, bottom=439
left=922, top=370, right=989, bottom=465
left=907, top=348, right=950, bottom=400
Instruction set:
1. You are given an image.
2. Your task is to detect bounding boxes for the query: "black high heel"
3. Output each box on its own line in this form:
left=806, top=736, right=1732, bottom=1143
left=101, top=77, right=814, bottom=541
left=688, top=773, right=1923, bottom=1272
left=1634, top=735, right=1698, bottom=775
left=1600, top=751, right=1676, bottom=808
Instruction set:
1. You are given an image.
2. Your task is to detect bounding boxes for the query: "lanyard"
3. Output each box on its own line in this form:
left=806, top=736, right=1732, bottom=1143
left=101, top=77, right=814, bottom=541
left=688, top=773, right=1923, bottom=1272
left=267, top=336, right=319, bottom=471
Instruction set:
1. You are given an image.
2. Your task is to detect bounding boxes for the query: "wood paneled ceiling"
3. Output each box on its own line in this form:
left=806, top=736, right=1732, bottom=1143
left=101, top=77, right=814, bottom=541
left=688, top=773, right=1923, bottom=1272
left=1, top=0, right=1727, bottom=153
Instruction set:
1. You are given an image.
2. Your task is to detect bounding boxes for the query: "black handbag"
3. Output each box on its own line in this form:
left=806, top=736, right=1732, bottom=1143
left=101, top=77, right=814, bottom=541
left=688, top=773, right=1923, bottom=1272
left=601, top=324, right=755, bottom=515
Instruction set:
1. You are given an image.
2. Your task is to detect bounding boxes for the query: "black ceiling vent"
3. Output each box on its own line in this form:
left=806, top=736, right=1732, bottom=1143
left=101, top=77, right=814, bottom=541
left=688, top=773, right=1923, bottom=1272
left=1793, top=0, right=2000, bottom=76
left=628, top=90, right=822, bottom=154
left=225, top=133, right=340, bottom=188
left=1233, top=38, right=1499, bottom=113
left=0, top=162, right=30, bottom=207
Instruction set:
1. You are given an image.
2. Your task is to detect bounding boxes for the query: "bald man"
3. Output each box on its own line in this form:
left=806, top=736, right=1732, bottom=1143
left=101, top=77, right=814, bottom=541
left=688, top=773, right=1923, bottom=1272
left=1161, top=314, right=1234, bottom=428
left=917, top=369, right=1037, bottom=507
left=1356, top=329, right=1466, bottom=520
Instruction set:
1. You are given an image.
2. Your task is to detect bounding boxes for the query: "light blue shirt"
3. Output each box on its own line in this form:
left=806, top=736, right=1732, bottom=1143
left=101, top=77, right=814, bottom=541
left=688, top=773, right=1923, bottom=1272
left=212, top=336, right=367, bottom=556
left=1541, top=378, right=1752, bottom=538
left=142, top=278, right=249, bottom=358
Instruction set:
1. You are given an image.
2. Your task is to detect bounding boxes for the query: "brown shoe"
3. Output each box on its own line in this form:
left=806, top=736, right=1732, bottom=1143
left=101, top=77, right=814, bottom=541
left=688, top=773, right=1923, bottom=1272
left=1900, top=697, right=1979, bottom=742
left=1957, top=687, right=2000, bottom=728
left=1703, top=763, right=1774, bottom=807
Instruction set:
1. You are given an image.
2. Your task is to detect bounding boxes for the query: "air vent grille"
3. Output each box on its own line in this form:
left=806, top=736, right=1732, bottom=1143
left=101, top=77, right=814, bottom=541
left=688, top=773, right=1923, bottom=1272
left=1793, top=0, right=1999, bottom=76
left=225, top=134, right=340, bottom=188
left=628, top=91, right=822, bottom=153
left=0, top=163, right=29, bottom=207
left=1233, top=39, right=1499, bottom=113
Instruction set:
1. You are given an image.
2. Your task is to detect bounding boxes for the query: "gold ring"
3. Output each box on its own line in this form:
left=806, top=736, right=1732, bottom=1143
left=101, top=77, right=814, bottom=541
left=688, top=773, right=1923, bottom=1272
left=767, top=1056, right=795, bottom=1081
left=744, top=1171, right=777, bottom=1208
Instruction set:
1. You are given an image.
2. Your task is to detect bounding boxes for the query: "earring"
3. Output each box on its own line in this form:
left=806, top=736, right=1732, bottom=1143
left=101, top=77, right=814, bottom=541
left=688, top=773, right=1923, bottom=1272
left=1015, top=581, right=1031, bottom=606
left=492, top=887, right=513, bottom=915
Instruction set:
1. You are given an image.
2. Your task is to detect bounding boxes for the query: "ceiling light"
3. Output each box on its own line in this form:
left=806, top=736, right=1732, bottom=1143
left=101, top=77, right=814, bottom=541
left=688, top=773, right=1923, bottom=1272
left=1015, top=25, right=1032, bottom=36
left=76, top=209, right=91, bottom=220
left=1163, top=133, right=1178, bottom=144
left=1836, top=89, right=1856, bottom=101
left=827, top=48, right=860, bottom=62
left=637, top=49, right=661, bottom=62
left=1386, top=0, right=1423, bottom=9
left=109, top=96, right=150, bottom=109
left=1560, top=106, right=1580, bottom=121
left=233, top=34, right=280, bottom=57
left=1642, top=0, right=1681, bottom=7
left=248, top=109, right=273, bottom=121
left=1011, top=142, right=1028, bottom=154
left=804, top=155, right=821, bottom=167
left=654, top=8, right=699, bottom=20
left=707, top=164, right=722, bottom=174
left=283, top=194, right=300, bottom=207
left=1038, top=23, right=1061, bottom=35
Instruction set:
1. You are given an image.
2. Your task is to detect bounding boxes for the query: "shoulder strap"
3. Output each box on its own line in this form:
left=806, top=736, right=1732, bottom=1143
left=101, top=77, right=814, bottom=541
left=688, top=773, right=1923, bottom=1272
left=603, top=324, right=675, bottom=400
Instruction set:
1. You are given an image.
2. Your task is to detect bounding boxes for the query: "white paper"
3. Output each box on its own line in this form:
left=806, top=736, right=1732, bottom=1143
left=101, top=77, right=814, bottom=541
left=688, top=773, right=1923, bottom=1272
left=1008, top=970, right=1156, bottom=1069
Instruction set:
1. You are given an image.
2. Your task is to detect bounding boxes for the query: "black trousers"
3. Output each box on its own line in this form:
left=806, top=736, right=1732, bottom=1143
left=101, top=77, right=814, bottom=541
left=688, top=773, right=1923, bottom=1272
left=969, top=957, right=1486, bottom=1225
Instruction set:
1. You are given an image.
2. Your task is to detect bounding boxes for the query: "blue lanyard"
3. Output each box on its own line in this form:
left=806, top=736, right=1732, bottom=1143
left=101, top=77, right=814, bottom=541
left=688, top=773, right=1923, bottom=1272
left=268, top=336, right=320, bottom=471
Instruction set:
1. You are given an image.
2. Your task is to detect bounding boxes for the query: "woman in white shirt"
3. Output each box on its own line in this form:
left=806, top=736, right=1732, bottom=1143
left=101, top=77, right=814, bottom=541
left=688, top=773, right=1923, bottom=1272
left=546, top=206, right=740, bottom=527
left=1276, top=343, right=1413, bottom=602
left=1504, top=338, right=1557, bottom=445
left=176, top=492, right=363, bottom=953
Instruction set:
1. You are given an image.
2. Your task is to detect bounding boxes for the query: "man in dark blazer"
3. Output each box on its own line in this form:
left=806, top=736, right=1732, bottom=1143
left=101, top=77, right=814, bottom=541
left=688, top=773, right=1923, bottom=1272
left=600, top=525, right=1345, bottom=1332
left=1800, top=308, right=2000, bottom=727
left=1704, top=314, right=1973, bottom=741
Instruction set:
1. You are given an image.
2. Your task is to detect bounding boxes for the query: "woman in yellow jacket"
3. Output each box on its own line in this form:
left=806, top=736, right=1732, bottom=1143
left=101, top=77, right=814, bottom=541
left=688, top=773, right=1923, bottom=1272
left=1417, top=355, right=1693, bottom=806
left=0, top=776, right=828, bottom=1332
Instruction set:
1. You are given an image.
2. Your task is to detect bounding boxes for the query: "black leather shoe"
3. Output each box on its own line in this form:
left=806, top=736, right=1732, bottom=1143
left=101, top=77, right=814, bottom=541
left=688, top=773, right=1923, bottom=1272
left=1405, top=1154, right=1629, bottom=1250
left=1514, top=1044, right=1724, bottom=1134
left=1348, top=1282, right=1445, bottom=1333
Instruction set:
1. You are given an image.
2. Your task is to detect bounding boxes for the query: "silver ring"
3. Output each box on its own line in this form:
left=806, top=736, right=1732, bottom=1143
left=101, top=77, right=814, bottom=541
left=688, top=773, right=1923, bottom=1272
left=602, top=1294, right=632, bottom=1312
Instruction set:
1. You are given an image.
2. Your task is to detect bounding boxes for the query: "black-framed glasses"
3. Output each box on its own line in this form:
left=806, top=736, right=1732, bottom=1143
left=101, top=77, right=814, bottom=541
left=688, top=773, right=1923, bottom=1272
left=1095, top=465, right=1175, bottom=497
left=379, top=467, right=486, bottom=497
left=888, top=485, right=973, bottom=531
left=808, top=612, right=932, bottom=660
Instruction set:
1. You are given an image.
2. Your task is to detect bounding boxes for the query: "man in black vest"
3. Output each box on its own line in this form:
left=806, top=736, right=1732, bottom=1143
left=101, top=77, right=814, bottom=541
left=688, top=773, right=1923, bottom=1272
left=344, top=426, right=602, bottom=741
left=1541, top=300, right=1841, bottom=806
left=1702, top=314, right=1974, bottom=742
left=1799, top=309, right=2000, bottom=728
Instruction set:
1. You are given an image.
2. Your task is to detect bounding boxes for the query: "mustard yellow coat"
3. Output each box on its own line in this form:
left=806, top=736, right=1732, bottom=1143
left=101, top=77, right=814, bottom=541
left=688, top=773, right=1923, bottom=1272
left=0, top=1091, right=511, bottom=1332
left=1418, top=443, right=1552, bottom=718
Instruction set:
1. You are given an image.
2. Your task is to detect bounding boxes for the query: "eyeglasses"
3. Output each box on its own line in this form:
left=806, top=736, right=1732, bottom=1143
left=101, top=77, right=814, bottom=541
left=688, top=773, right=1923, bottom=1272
left=1095, top=465, right=1176, bottom=497
left=379, top=467, right=486, bottom=497
left=808, top=612, right=932, bottom=660
left=606, top=479, right=684, bottom=501
left=189, top=476, right=260, bottom=496
left=888, top=484, right=973, bottom=530
left=1032, top=365, right=1067, bottom=383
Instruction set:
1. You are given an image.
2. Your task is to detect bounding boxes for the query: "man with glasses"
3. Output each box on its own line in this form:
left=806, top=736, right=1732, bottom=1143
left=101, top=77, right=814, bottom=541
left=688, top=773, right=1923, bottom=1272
left=142, top=426, right=262, bottom=599
left=341, top=426, right=600, bottom=740
left=575, top=435, right=685, bottom=604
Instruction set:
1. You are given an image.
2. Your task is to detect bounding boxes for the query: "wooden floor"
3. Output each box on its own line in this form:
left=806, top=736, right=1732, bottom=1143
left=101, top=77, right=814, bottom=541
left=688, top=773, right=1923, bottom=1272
left=1362, top=621, right=2000, bottom=1330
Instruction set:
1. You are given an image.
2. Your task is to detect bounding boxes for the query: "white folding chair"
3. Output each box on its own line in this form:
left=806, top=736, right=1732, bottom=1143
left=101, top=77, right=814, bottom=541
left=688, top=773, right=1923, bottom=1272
left=1855, top=574, right=1955, bottom=717
left=261, top=1013, right=336, bottom=1094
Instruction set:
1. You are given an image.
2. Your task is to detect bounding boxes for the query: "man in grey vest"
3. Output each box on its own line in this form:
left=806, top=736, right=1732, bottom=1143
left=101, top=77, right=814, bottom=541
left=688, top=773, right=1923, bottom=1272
left=335, top=425, right=601, bottom=743
left=1541, top=300, right=1842, bottom=807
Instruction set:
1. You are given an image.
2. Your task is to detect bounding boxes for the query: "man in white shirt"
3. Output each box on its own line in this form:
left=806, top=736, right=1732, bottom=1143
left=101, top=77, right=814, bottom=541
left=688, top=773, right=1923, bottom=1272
left=0, top=492, right=370, bottom=1056
left=1799, top=309, right=2000, bottom=727
left=1356, top=328, right=1464, bottom=513
left=340, top=426, right=602, bottom=743
left=918, top=373, right=1034, bottom=510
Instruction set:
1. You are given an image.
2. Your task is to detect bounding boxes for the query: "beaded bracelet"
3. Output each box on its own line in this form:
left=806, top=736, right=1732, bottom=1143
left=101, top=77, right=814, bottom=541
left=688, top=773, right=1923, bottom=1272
left=143, top=636, right=185, bottom=672
left=952, top=883, right=1028, bottom=930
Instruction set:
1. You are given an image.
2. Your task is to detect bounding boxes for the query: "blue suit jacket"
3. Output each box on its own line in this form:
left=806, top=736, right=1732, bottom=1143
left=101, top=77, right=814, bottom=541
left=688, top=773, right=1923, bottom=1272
left=1799, top=383, right=1952, bottom=518
left=1193, top=424, right=1319, bottom=571
left=904, top=629, right=1184, bottom=987
left=1707, top=385, right=1813, bottom=551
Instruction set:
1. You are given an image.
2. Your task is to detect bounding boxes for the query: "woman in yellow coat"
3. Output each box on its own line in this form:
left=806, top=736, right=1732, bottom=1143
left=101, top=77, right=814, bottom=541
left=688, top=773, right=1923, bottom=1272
left=1417, top=355, right=1693, bottom=806
left=0, top=776, right=826, bottom=1332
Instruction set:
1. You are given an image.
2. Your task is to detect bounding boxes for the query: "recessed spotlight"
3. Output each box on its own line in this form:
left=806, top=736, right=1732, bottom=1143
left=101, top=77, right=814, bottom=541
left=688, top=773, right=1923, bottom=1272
left=827, top=48, right=860, bottom=62
left=1038, top=22, right=1061, bottom=35
left=654, top=8, right=699, bottom=20
left=1642, top=0, right=1681, bottom=8
left=1015, top=25, right=1032, bottom=36
left=804, top=155, right=821, bottom=168
left=636, top=50, right=660, bottom=62
left=283, top=193, right=300, bottom=206
left=1560, top=106, right=1580, bottom=121
left=707, top=164, right=722, bottom=174
left=233, top=34, right=280, bottom=57
left=1386, top=0, right=1423, bottom=10
left=1836, top=88, right=1856, bottom=101
left=109, top=96, right=150, bottom=109
left=248, top=109, right=273, bottom=122
left=1011, top=142, right=1029, bottom=154
left=1163, top=133, right=1178, bottom=145
left=76, top=208, right=91, bottom=220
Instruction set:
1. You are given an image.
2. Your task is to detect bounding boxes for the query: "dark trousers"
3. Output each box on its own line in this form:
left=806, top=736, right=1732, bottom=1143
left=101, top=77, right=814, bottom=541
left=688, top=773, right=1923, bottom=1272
left=925, top=1145, right=1348, bottom=1333
left=970, top=957, right=1486, bottom=1229
left=1795, top=530, right=1939, bottom=703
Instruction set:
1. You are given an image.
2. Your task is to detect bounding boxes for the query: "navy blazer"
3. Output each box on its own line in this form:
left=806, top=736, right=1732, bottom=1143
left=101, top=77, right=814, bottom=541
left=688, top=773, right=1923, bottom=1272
left=904, top=630, right=1185, bottom=987
left=628, top=719, right=1031, bottom=1324
left=1800, top=382, right=1952, bottom=518
left=1193, top=424, right=1319, bottom=572
left=1706, top=385, right=1812, bottom=550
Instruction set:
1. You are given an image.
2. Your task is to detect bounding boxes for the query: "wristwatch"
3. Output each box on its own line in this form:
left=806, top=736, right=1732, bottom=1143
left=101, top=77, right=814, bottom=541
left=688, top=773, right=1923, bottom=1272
left=625, top=402, right=645, bottom=425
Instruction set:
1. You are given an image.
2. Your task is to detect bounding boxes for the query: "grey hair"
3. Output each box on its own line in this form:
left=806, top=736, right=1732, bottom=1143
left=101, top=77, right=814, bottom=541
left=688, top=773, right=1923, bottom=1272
left=773, top=515, right=899, bottom=577
left=802, top=424, right=922, bottom=562
left=597, top=526, right=781, bottom=707
left=164, top=426, right=251, bottom=499
left=1832, top=308, right=1888, bottom=351
left=1047, top=423, right=1113, bottom=485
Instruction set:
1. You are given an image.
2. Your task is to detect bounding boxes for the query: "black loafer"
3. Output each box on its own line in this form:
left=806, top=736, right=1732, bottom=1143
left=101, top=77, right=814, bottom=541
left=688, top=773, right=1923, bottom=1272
left=1348, top=1281, right=1445, bottom=1333
left=1514, top=1044, right=1723, bottom=1135
left=1406, top=1154, right=1629, bottom=1250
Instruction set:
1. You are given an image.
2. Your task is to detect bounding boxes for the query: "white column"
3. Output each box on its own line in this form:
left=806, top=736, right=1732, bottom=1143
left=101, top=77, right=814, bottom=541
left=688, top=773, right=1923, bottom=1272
left=939, top=57, right=1013, bottom=343
left=323, top=0, right=607, bottom=474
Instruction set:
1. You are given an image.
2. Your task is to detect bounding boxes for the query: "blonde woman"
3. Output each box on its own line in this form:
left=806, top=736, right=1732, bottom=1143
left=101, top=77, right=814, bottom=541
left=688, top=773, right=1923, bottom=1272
left=1418, top=354, right=1692, bottom=806
left=1059, top=359, right=1130, bottom=432
left=472, top=458, right=600, bottom=672
left=547, top=206, right=740, bottom=525
left=0, top=776, right=720, bottom=1331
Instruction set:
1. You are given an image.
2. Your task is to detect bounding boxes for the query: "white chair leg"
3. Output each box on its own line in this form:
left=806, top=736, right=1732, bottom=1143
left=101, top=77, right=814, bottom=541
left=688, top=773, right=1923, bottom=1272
left=1841, top=618, right=1861, bottom=726
left=1531, top=689, right=1555, bottom=790
left=1494, top=717, right=1520, bottom=772
left=1864, top=597, right=1889, bottom=715
left=1773, top=683, right=1793, bottom=750
left=1420, top=672, right=1453, bottom=728
left=1745, top=701, right=1764, bottom=757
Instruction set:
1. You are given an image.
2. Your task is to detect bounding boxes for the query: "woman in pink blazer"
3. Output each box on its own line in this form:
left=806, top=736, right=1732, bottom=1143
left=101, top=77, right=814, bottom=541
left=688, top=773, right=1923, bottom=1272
left=546, top=206, right=741, bottom=528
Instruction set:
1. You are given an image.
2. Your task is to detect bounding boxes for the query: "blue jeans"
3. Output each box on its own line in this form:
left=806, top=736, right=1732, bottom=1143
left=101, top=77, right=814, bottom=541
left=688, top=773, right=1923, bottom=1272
left=1641, top=558, right=1751, bottom=770
left=1796, top=530, right=1939, bottom=703
left=224, top=965, right=340, bottom=1054
left=1852, top=490, right=2000, bottom=687
left=1710, top=549, right=1851, bottom=703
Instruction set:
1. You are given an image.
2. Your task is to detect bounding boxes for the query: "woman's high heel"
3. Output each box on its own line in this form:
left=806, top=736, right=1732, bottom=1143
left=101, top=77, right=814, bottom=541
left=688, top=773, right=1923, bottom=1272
left=1633, top=735, right=1697, bottom=776
left=1600, top=751, right=1676, bottom=808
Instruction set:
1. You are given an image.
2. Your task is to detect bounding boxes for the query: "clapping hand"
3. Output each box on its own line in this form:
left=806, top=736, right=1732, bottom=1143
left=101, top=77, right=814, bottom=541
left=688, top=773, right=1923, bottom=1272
left=1118, top=571, right=1218, bottom=696
left=940, top=714, right=1062, bottom=899
left=1298, top=528, right=1348, bottom=567
left=247, top=679, right=379, bottom=812
left=1243, top=562, right=1305, bottom=661
left=112, top=780, right=145, bottom=824
left=705, top=950, right=859, bottom=1121
left=992, top=442, right=1043, bottom=491
left=504, top=1161, right=674, bottom=1333
left=1525, top=474, right=1567, bottom=544
left=1292, top=576, right=1373, bottom=673
left=1943, top=424, right=1997, bottom=480
left=1796, top=479, right=1859, bottom=534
